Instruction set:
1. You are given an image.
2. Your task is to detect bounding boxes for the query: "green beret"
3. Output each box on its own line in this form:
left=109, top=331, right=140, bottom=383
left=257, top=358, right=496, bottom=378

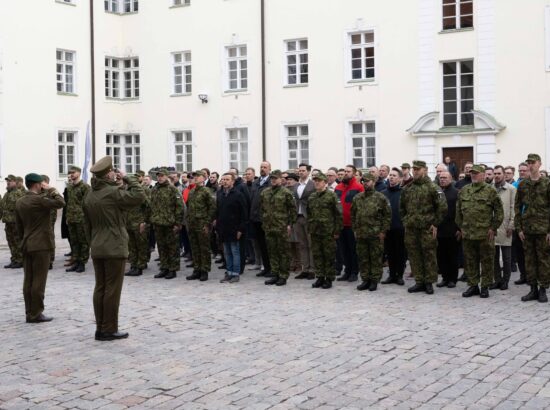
left=470, top=164, right=486, bottom=174
left=193, top=170, right=206, bottom=178
left=270, top=169, right=283, bottom=179
left=401, top=163, right=411, bottom=169
left=135, top=170, right=146, bottom=177
left=68, top=165, right=81, bottom=173
left=362, top=172, right=376, bottom=182
left=156, top=168, right=169, bottom=176
left=90, top=156, right=113, bottom=177
left=25, top=173, right=43, bottom=184
left=312, top=171, right=327, bottom=182
left=526, top=153, right=541, bottom=163
left=412, top=160, right=427, bottom=169
left=4, top=174, right=16, bottom=182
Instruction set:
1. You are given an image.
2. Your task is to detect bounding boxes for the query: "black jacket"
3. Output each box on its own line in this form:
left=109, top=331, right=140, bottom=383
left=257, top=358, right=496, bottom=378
left=216, top=187, right=248, bottom=242
left=249, top=176, right=271, bottom=223
left=375, top=178, right=387, bottom=192
left=437, top=184, right=459, bottom=238
left=234, top=177, right=251, bottom=209
left=455, top=175, right=472, bottom=190
left=383, top=184, right=403, bottom=230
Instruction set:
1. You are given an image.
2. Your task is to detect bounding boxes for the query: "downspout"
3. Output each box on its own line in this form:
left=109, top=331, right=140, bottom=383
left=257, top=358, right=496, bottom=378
left=261, top=0, right=266, bottom=160
left=89, top=0, right=96, bottom=163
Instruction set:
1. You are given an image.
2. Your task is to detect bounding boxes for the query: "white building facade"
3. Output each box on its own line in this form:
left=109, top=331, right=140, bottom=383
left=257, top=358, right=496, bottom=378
left=1, top=0, right=550, bottom=188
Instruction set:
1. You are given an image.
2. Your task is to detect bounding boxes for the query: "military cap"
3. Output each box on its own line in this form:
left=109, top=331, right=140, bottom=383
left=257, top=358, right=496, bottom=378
left=470, top=164, right=486, bottom=174
left=193, top=170, right=207, bottom=178
left=156, top=168, right=169, bottom=176
left=412, top=160, right=427, bottom=169
left=401, top=163, right=411, bottom=169
left=15, top=176, right=23, bottom=183
left=25, top=173, right=43, bottom=185
left=312, top=171, right=327, bottom=182
left=135, top=170, right=146, bottom=177
left=4, top=174, right=16, bottom=181
left=526, top=153, right=541, bottom=163
left=285, top=172, right=299, bottom=181
left=361, top=172, right=377, bottom=182
left=68, top=165, right=81, bottom=173
left=270, top=169, right=283, bottom=179
left=90, top=156, right=113, bottom=177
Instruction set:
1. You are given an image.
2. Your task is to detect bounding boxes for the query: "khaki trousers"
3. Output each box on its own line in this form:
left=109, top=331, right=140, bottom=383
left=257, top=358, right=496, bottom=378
left=92, top=258, right=126, bottom=333
left=23, top=251, right=51, bottom=320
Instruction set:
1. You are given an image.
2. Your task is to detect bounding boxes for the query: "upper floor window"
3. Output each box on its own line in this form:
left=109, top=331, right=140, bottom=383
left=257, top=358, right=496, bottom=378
left=105, top=0, right=138, bottom=14
left=226, top=45, right=247, bottom=91
left=442, top=0, right=473, bottom=30
left=56, top=49, right=75, bottom=94
left=349, top=31, right=375, bottom=81
left=105, top=57, right=139, bottom=99
left=442, top=60, right=474, bottom=127
left=285, top=39, right=308, bottom=86
left=172, top=51, right=192, bottom=95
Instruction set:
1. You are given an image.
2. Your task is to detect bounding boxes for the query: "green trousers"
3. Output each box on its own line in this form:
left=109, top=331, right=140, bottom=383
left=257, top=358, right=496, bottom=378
left=23, top=250, right=50, bottom=321
left=5, top=222, right=22, bottom=264
left=128, top=228, right=149, bottom=269
left=154, top=224, right=180, bottom=272
left=404, top=227, right=438, bottom=284
left=311, top=234, right=336, bottom=280
left=266, top=230, right=290, bottom=279
left=356, top=237, right=384, bottom=282
left=463, top=238, right=494, bottom=288
left=523, top=234, right=550, bottom=288
left=188, top=226, right=211, bottom=272
left=68, top=223, right=89, bottom=264
left=92, top=258, right=126, bottom=334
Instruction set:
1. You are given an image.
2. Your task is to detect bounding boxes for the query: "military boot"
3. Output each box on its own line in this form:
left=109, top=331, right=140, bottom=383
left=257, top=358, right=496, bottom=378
left=395, top=276, right=405, bottom=286
left=425, top=283, right=434, bottom=295
left=265, top=276, right=279, bottom=285
left=295, top=272, right=310, bottom=279
left=11, top=262, right=23, bottom=269
left=480, top=287, right=489, bottom=298
left=462, top=285, right=480, bottom=297
left=154, top=269, right=169, bottom=279
left=275, top=277, right=287, bottom=286
left=368, top=281, right=378, bottom=291
left=381, top=275, right=396, bottom=285
left=488, top=282, right=501, bottom=290
left=199, top=271, right=209, bottom=281
left=408, top=282, right=426, bottom=293
left=186, top=270, right=201, bottom=280
left=321, top=279, right=332, bottom=289
left=515, top=276, right=527, bottom=285
left=75, top=263, right=85, bottom=273
left=312, top=277, right=324, bottom=288
left=127, top=269, right=143, bottom=277
left=356, top=280, right=371, bottom=291
left=125, top=267, right=137, bottom=276
left=521, top=285, right=539, bottom=302
left=65, top=263, right=78, bottom=272
left=3, top=262, right=14, bottom=269
left=165, top=271, right=177, bottom=280
left=538, top=287, right=548, bottom=303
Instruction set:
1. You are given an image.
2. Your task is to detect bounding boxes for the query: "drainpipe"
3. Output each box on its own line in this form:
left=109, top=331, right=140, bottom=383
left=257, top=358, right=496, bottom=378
left=261, top=0, right=266, bottom=160
left=89, top=0, right=96, bottom=163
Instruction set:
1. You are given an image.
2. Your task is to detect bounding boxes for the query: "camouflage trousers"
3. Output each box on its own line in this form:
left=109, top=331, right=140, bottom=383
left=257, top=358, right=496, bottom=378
left=5, top=222, right=22, bottom=264
left=463, top=238, right=494, bottom=288
left=356, top=237, right=384, bottom=282
left=188, top=226, right=211, bottom=273
left=404, top=227, right=438, bottom=284
left=128, top=228, right=149, bottom=270
left=311, top=234, right=336, bottom=280
left=68, top=223, right=89, bottom=264
left=523, top=234, right=550, bottom=288
left=154, top=225, right=180, bottom=272
left=266, top=230, right=290, bottom=279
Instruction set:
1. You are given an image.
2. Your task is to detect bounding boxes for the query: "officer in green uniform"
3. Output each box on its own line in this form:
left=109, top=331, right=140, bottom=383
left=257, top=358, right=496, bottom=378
left=307, top=172, right=342, bottom=289
left=15, top=174, right=65, bottom=323
left=261, top=170, right=297, bottom=286
left=456, top=164, right=504, bottom=298
left=150, top=168, right=184, bottom=279
left=125, top=170, right=151, bottom=277
left=515, top=153, right=550, bottom=303
left=2, top=174, right=25, bottom=268
left=352, top=172, right=391, bottom=292
left=83, top=156, right=146, bottom=341
left=65, top=165, right=91, bottom=273
left=400, top=160, right=447, bottom=295
left=185, top=170, right=216, bottom=281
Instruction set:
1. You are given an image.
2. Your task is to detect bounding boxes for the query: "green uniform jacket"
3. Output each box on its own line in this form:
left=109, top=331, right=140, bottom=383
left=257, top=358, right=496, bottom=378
left=126, top=189, right=151, bottom=230
left=150, top=181, right=184, bottom=226
left=515, top=177, right=550, bottom=235
left=456, top=182, right=504, bottom=240
left=307, top=189, right=343, bottom=237
left=15, top=189, right=65, bottom=253
left=400, top=176, right=447, bottom=229
left=83, top=177, right=146, bottom=259
left=2, top=188, right=25, bottom=223
left=351, top=189, right=391, bottom=238
left=66, top=180, right=91, bottom=224
left=260, top=186, right=297, bottom=232
left=187, top=185, right=216, bottom=230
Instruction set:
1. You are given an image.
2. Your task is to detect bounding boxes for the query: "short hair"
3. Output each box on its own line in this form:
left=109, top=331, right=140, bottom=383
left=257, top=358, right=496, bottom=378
left=245, top=167, right=255, bottom=174
left=390, top=167, right=403, bottom=178
left=211, top=171, right=219, bottom=178
left=345, top=164, right=357, bottom=173
left=41, top=175, right=50, bottom=183
left=379, top=164, right=390, bottom=172
left=436, top=163, right=448, bottom=170
left=298, top=163, right=312, bottom=171
left=518, top=162, right=528, bottom=169
left=356, top=169, right=363, bottom=177
left=222, top=172, right=235, bottom=180
left=328, top=166, right=338, bottom=173
left=504, top=166, right=515, bottom=173
left=338, top=168, right=345, bottom=173
left=201, top=168, right=211, bottom=176
left=485, top=167, right=493, bottom=172
left=229, top=167, right=239, bottom=175
left=494, top=165, right=505, bottom=173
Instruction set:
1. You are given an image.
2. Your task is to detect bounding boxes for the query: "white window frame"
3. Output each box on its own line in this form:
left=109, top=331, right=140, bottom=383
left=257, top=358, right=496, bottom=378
left=105, top=134, right=141, bottom=173
left=347, top=30, right=376, bottom=83
left=442, top=0, right=473, bottom=31
left=285, top=124, right=310, bottom=169
left=105, top=0, right=138, bottom=14
left=284, top=38, right=308, bottom=86
left=56, top=49, right=76, bottom=94
left=226, top=128, right=248, bottom=172
left=348, top=121, right=376, bottom=170
left=225, top=45, right=248, bottom=92
left=122, top=57, right=140, bottom=99
left=171, top=0, right=190, bottom=6
left=172, top=131, right=193, bottom=171
left=442, top=59, right=474, bottom=127
left=57, top=130, right=78, bottom=177
left=172, top=51, right=192, bottom=95
left=57, top=0, right=76, bottom=5
left=105, top=57, right=139, bottom=100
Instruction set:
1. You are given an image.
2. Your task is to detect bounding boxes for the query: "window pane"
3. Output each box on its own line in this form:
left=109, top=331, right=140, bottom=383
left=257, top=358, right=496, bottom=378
left=461, top=15, right=473, bottom=28
left=299, top=39, right=308, bottom=50
left=300, top=126, right=308, bottom=136
left=444, top=101, right=457, bottom=114
left=461, top=60, right=473, bottom=73
left=443, top=88, right=457, bottom=101
left=444, top=114, right=457, bottom=126
left=288, top=126, right=297, bottom=137
left=351, top=34, right=361, bottom=44
left=286, top=41, right=296, bottom=51
left=366, top=122, right=375, bottom=133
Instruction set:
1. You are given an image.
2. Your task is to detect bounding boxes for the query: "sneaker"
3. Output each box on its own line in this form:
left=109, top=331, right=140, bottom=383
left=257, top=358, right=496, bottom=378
left=220, top=273, right=231, bottom=283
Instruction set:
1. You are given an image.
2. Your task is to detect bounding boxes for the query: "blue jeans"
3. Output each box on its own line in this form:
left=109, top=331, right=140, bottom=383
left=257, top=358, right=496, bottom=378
left=223, top=241, right=240, bottom=276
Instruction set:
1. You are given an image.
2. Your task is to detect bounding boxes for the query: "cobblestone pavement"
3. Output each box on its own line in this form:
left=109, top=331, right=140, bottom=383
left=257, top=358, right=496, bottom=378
left=2, top=236, right=550, bottom=409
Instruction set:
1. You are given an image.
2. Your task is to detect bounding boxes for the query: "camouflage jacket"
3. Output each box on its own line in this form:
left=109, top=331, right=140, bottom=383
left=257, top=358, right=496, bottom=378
left=66, top=180, right=91, bottom=224
left=187, top=185, right=216, bottom=230
left=306, top=189, right=343, bottom=237
left=126, top=189, right=151, bottom=230
left=351, top=189, right=391, bottom=238
left=260, top=186, right=297, bottom=232
left=514, top=177, right=550, bottom=235
left=456, top=182, right=504, bottom=240
left=150, top=181, right=184, bottom=226
left=400, top=176, right=447, bottom=230
left=2, top=188, right=25, bottom=223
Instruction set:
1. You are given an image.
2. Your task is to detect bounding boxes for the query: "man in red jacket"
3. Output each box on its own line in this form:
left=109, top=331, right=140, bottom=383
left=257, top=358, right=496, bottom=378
left=335, top=165, right=364, bottom=282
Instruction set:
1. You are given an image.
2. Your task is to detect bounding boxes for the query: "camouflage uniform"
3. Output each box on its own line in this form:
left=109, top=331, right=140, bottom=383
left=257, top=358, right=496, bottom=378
left=352, top=188, right=391, bottom=283
left=400, top=175, right=447, bottom=284
left=260, top=183, right=296, bottom=279
left=2, top=185, right=25, bottom=264
left=66, top=180, right=91, bottom=265
left=187, top=184, right=216, bottom=273
left=150, top=180, right=184, bottom=272
left=126, top=187, right=151, bottom=270
left=307, top=189, right=342, bottom=281
left=456, top=181, right=504, bottom=288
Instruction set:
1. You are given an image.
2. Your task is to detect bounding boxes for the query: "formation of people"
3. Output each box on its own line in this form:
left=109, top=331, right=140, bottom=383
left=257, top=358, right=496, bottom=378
left=5, top=152, right=550, bottom=341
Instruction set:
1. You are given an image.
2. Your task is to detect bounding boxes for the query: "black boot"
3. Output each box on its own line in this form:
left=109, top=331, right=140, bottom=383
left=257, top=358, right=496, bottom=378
left=480, top=287, right=489, bottom=298
left=539, top=287, right=548, bottom=303
left=154, top=269, right=168, bottom=278
left=347, top=274, right=358, bottom=282
left=165, top=271, right=177, bottom=280
left=521, top=285, right=539, bottom=302
left=408, top=282, right=426, bottom=293
left=436, top=280, right=449, bottom=288
left=265, top=276, right=279, bottom=285
left=75, top=263, right=85, bottom=273
left=199, top=271, right=209, bottom=281
left=457, top=273, right=467, bottom=282
left=488, top=282, right=501, bottom=290
left=425, top=283, right=434, bottom=295
left=337, top=273, right=350, bottom=282
left=321, top=279, right=333, bottom=289
left=4, top=262, right=14, bottom=269
left=65, top=264, right=78, bottom=272
left=368, top=281, right=378, bottom=291
left=127, top=269, right=143, bottom=277
left=356, top=280, right=370, bottom=291
left=462, top=285, right=480, bottom=297
left=515, top=277, right=528, bottom=285
left=381, top=276, right=395, bottom=285
left=312, top=277, right=324, bottom=288
left=125, top=267, right=137, bottom=276
left=395, top=276, right=405, bottom=286
left=186, top=270, right=201, bottom=280
left=275, top=277, right=287, bottom=286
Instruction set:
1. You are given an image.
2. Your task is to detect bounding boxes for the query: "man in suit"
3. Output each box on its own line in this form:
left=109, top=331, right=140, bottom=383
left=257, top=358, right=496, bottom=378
left=293, top=163, right=316, bottom=279
left=250, top=161, right=273, bottom=277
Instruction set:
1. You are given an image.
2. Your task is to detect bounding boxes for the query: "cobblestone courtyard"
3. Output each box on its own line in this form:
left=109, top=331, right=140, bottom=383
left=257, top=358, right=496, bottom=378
left=2, top=237, right=550, bottom=410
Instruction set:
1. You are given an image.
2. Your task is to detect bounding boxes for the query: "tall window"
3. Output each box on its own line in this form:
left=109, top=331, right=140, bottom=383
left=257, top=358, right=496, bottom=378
left=226, top=45, right=247, bottom=91
left=56, top=50, right=75, bottom=94
left=58, top=131, right=76, bottom=175
left=173, top=131, right=193, bottom=171
left=350, top=122, right=376, bottom=169
left=227, top=128, right=248, bottom=171
left=105, top=57, right=139, bottom=99
left=443, top=60, right=474, bottom=126
left=104, top=0, right=138, bottom=13
left=286, top=125, right=309, bottom=169
left=349, top=31, right=375, bottom=81
left=285, top=39, right=308, bottom=85
left=173, top=52, right=192, bottom=95
left=106, top=134, right=140, bottom=173
left=442, top=0, right=473, bottom=30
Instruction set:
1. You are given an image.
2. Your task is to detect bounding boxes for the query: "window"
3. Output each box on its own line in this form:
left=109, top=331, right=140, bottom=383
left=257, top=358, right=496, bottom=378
left=104, top=0, right=138, bottom=13
left=106, top=134, right=141, bottom=173
left=350, top=122, right=376, bottom=169
left=442, top=60, right=474, bottom=126
left=173, top=131, right=193, bottom=171
left=56, top=50, right=75, bottom=94
left=58, top=131, right=77, bottom=175
left=173, top=52, right=191, bottom=94
left=442, top=0, right=473, bottom=30
left=349, top=31, right=375, bottom=81
left=226, top=45, right=247, bottom=91
left=286, top=125, right=309, bottom=169
left=173, top=0, right=190, bottom=5
left=285, top=39, right=308, bottom=85
left=105, top=57, right=139, bottom=99
left=227, top=128, right=248, bottom=171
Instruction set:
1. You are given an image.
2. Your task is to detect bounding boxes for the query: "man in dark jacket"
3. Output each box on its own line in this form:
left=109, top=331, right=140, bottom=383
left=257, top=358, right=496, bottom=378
left=249, top=161, right=272, bottom=277
left=455, top=162, right=473, bottom=190
left=229, top=168, right=251, bottom=275
left=83, top=156, right=146, bottom=341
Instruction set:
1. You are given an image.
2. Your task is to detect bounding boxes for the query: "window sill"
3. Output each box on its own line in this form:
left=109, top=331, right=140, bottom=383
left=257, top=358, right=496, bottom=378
left=283, top=84, right=308, bottom=89
left=56, top=0, right=76, bottom=6
left=439, top=27, right=474, bottom=35
left=223, top=89, right=249, bottom=97
left=104, top=10, right=139, bottom=16
left=170, top=93, right=192, bottom=98
left=105, top=97, right=141, bottom=104
left=438, top=125, right=475, bottom=133
left=345, top=79, right=377, bottom=88
left=57, top=92, right=78, bottom=97
left=170, top=4, right=190, bottom=9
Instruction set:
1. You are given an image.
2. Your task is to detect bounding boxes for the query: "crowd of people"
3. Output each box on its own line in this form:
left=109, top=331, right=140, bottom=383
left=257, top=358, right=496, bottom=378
left=4, top=153, right=550, bottom=340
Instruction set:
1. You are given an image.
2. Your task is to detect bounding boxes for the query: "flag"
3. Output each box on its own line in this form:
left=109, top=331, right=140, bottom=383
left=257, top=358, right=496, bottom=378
left=82, top=121, right=92, bottom=183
